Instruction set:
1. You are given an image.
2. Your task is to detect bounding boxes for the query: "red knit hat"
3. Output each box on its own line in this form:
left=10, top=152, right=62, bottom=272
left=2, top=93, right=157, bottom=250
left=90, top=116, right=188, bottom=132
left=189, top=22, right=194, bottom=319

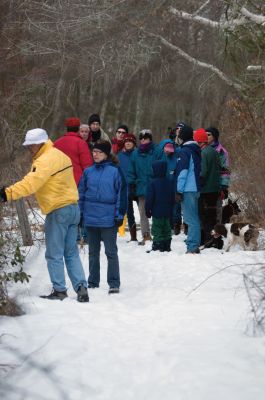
left=194, top=128, right=208, bottom=143
left=123, top=133, right=137, bottom=146
left=65, top=117, right=80, bottom=127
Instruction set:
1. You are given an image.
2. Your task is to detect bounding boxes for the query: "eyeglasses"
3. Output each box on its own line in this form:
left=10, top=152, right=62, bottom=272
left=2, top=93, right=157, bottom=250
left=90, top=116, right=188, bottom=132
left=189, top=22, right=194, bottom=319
left=92, top=149, right=104, bottom=154
left=116, top=130, right=126, bottom=134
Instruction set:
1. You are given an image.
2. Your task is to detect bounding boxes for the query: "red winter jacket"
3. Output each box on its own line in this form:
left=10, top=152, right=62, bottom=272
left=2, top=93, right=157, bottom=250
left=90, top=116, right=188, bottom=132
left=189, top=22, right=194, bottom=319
left=54, top=132, right=93, bottom=185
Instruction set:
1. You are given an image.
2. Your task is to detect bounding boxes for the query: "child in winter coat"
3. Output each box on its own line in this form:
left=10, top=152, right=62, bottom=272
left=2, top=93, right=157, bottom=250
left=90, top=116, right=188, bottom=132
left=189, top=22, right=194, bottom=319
left=78, top=140, right=127, bottom=294
left=145, top=160, right=175, bottom=252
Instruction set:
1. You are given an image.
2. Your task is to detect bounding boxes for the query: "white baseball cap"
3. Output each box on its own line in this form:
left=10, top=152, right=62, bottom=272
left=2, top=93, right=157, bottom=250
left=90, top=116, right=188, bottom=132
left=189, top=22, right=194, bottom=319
left=23, top=128, right=48, bottom=146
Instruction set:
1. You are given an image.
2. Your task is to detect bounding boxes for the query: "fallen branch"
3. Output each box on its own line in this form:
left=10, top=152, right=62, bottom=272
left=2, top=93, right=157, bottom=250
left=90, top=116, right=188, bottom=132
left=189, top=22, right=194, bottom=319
left=186, top=262, right=265, bottom=297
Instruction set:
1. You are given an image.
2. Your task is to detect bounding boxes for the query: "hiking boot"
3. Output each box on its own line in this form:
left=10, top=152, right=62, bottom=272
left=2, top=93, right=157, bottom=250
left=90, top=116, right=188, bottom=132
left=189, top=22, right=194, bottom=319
left=138, top=232, right=151, bottom=246
left=77, top=285, right=89, bottom=302
left=164, top=239, right=172, bottom=252
left=108, top=287, right=120, bottom=294
left=152, top=241, right=160, bottom=251
left=186, top=248, right=200, bottom=254
left=40, top=289, right=68, bottom=301
left=159, top=241, right=165, bottom=252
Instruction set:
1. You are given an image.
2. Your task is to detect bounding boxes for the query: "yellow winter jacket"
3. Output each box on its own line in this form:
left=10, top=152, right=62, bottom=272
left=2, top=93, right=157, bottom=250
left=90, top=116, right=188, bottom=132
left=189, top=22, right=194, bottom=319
left=6, top=140, right=78, bottom=215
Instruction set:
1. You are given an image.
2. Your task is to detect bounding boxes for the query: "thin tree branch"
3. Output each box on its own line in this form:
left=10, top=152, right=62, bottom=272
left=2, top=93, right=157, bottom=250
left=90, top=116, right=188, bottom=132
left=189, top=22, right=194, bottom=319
left=145, top=31, right=244, bottom=93
left=169, top=6, right=246, bottom=30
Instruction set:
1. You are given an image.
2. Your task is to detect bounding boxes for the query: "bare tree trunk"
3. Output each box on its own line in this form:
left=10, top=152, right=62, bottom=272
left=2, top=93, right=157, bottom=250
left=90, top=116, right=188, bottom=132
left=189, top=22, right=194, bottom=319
left=50, top=67, right=67, bottom=136
left=100, top=73, right=109, bottom=122
left=15, top=199, right=33, bottom=246
left=115, top=67, right=141, bottom=126
left=133, top=73, right=143, bottom=134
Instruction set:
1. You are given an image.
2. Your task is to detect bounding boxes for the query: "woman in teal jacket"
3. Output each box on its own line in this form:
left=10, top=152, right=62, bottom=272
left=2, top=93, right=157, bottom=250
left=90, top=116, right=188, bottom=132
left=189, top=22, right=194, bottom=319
left=127, top=129, right=157, bottom=245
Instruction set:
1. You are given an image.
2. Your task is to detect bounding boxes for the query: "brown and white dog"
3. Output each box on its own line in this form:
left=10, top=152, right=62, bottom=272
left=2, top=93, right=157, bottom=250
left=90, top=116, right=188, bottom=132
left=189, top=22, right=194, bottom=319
left=212, top=223, right=259, bottom=252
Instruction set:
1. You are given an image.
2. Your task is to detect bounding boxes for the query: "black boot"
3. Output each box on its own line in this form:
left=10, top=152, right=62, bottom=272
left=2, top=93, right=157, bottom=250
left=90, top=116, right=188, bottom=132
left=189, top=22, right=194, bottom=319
left=77, top=285, right=89, bottom=302
left=158, top=241, right=165, bottom=252
left=152, top=241, right=160, bottom=251
left=164, top=239, right=172, bottom=252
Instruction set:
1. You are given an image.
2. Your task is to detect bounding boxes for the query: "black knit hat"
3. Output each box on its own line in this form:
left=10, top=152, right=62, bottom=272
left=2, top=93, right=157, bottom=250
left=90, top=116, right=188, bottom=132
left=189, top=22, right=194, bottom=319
left=88, top=114, right=101, bottom=125
left=178, top=125, right=194, bottom=142
left=116, top=124, right=129, bottom=134
left=93, top=140, right=111, bottom=156
left=206, top=127, right=220, bottom=141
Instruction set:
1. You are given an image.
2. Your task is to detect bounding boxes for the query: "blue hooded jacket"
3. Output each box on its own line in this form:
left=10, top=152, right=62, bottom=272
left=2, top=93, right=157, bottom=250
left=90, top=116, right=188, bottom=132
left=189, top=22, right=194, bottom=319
left=175, top=141, right=201, bottom=193
left=145, top=160, right=175, bottom=218
left=155, top=139, right=181, bottom=180
left=78, top=160, right=127, bottom=227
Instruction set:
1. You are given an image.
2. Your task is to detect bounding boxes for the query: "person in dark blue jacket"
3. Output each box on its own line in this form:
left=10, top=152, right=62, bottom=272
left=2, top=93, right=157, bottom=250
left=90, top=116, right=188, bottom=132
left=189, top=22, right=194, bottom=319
left=145, top=160, right=175, bottom=252
left=118, top=133, right=138, bottom=241
left=156, top=138, right=182, bottom=234
left=175, top=125, right=201, bottom=254
left=78, top=140, right=127, bottom=294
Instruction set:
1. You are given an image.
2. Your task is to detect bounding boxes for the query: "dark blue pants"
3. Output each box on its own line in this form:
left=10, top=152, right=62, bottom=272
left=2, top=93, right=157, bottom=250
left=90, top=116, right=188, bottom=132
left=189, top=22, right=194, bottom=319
left=86, top=226, right=120, bottom=288
left=171, top=202, right=182, bottom=227
left=127, top=198, right=136, bottom=229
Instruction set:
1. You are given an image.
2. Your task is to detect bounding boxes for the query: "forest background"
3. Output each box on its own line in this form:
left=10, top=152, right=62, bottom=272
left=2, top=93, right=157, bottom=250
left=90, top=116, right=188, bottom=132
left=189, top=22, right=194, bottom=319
left=0, top=0, right=264, bottom=220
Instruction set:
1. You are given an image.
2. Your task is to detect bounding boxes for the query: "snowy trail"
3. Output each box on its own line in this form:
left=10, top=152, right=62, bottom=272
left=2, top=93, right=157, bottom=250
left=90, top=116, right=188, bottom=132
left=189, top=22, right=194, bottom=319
left=1, top=231, right=265, bottom=400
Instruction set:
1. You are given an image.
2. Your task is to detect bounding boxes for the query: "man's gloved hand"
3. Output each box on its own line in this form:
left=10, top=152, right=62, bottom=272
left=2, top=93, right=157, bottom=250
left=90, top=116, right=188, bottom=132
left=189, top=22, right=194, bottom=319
left=220, top=186, right=229, bottom=200
left=115, top=218, right=124, bottom=227
left=0, top=187, right=7, bottom=202
left=175, top=192, right=183, bottom=203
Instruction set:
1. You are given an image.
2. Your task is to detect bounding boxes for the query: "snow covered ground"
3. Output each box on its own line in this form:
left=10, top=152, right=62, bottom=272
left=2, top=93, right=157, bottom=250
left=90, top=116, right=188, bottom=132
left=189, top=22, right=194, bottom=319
left=1, top=216, right=265, bottom=400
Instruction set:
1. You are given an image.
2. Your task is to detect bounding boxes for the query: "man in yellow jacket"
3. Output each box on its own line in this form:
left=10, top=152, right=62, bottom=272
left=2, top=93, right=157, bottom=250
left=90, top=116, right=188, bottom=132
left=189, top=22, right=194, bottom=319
left=0, top=128, right=89, bottom=302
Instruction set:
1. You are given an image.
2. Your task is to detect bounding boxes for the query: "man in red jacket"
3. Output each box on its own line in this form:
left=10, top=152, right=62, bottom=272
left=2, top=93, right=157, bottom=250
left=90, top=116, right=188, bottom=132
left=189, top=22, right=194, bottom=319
left=54, top=118, right=93, bottom=186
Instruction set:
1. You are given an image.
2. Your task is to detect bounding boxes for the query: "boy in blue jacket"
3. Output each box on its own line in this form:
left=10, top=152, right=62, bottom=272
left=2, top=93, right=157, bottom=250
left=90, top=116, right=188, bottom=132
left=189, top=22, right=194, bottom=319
left=145, top=160, right=175, bottom=252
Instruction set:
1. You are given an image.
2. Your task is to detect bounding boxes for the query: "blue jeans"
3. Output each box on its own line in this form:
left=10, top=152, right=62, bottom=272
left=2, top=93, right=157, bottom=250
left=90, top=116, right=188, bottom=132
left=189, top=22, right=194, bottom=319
left=87, top=226, right=120, bottom=288
left=45, top=204, right=87, bottom=292
left=182, top=192, right=201, bottom=251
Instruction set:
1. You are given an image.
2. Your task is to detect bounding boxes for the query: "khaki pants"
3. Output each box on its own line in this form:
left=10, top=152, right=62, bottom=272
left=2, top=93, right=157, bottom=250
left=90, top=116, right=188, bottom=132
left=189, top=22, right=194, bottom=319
left=137, top=196, right=150, bottom=237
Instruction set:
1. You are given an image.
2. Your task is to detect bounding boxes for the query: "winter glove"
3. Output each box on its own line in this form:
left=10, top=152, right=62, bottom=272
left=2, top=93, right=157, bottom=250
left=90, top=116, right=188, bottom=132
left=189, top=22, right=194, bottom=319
left=175, top=193, right=183, bottom=203
left=0, top=187, right=7, bottom=202
left=115, top=218, right=124, bottom=227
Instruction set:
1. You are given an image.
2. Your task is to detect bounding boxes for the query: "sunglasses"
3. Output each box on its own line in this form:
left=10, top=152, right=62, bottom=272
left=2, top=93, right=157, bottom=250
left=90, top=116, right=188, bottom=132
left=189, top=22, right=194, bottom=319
left=116, top=130, right=126, bottom=134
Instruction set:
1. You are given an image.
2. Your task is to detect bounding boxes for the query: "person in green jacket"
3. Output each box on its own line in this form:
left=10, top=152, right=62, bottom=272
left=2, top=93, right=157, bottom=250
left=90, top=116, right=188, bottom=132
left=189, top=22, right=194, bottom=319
left=193, top=128, right=221, bottom=245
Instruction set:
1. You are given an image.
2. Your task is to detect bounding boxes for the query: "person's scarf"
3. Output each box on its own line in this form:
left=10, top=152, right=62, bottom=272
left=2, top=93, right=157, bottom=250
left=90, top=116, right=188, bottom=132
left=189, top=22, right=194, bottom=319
left=139, top=142, right=152, bottom=153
